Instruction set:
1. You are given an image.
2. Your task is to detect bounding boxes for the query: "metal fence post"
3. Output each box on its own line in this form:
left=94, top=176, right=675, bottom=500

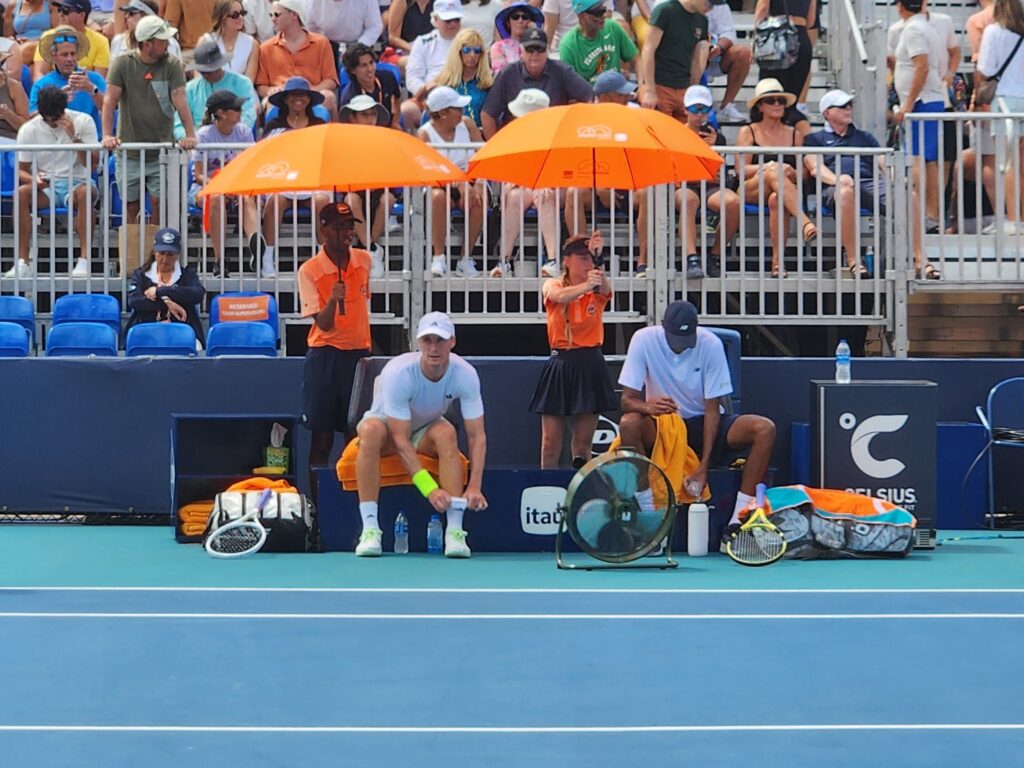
left=407, top=185, right=427, bottom=349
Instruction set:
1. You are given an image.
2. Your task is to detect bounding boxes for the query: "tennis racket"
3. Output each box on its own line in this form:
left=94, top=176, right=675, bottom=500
left=726, top=483, right=787, bottom=566
left=205, top=488, right=272, bottom=559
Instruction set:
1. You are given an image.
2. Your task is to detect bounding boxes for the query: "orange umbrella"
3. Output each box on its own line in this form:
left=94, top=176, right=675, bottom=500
left=467, top=103, right=722, bottom=189
left=198, top=123, right=468, bottom=198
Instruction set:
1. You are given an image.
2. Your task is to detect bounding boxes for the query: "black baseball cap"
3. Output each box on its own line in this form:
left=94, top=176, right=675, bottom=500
left=521, top=27, right=547, bottom=51
left=319, top=201, right=362, bottom=226
left=662, top=300, right=699, bottom=353
left=895, top=0, right=923, bottom=10
left=55, top=0, right=91, bottom=12
left=206, top=89, right=245, bottom=113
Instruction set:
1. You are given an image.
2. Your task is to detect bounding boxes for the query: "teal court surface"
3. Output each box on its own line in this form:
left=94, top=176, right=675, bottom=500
left=1, top=526, right=1023, bottom=767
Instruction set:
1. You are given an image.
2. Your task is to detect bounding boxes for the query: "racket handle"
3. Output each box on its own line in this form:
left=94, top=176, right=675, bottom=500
left=256, top=488, right=273, bottom=512
left=755, top=483, right=766, bottom=508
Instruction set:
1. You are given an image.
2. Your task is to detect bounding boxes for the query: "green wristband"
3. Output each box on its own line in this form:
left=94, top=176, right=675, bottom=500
left=412, top=469, right=439, bottom=498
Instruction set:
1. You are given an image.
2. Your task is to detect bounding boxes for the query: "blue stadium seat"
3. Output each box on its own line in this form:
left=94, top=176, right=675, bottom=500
left=0, top=295, right=35, bottom=346
left=706, top=327, right=742, bottom=414
left=0, top=150, right=16, bottom=215
left=107, top=154, right=152, bottom=227
left=125, top=323, right=198, bottom=357
left=0, top=320, right=30, bottom=357
left=52, top=293, right=121, bottom=337
left=209, top=291, right=279, bottom=341
left=45, top=322, right=118, bottom=357
left=206, top=321, right=277, bottom=357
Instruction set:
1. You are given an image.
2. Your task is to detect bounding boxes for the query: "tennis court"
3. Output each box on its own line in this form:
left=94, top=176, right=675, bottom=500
left=2, top=526, right=1022, bottom=767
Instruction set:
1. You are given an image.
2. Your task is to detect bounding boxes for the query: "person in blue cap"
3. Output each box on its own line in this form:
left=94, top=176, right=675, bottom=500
left=126, top=227, right=206, bottom=346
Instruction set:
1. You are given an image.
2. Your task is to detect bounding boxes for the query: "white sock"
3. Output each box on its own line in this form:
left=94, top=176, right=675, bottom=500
left=263, top=245, right=275, bottom=263
left=359, top=501, right=379, bottom=531
left=730, top=491, right=755, bottom=525
left=446, top=502, right=465, bottom=531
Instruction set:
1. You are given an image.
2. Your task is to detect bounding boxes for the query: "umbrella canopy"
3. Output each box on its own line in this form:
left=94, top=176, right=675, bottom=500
left=198, top=123, right=468, bottom=198
left=467, top=103, right=723, bottom=190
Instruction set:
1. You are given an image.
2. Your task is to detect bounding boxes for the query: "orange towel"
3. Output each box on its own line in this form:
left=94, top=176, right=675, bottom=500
left=335, top=437, right=468, bottom=492
left=178, top=500, right=215, bottom=538
left=225, top=477, right=298, bottom=493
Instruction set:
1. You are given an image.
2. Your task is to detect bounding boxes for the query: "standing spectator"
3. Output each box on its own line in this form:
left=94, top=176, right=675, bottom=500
left=339, top=43, right=402, bottom=129
left=9, top=86, right=97, bottom=280
left=389, top=0, right=435, bottom=67
left=162, top=0, right=217, bottom=72
left=197, top=0, right=260, bottom=82
left=481, top=27, right=592, bottom=137
left=401, top=0, right=463, bottom=130
left=305, top=0, right=384, bottom=55
left=558, top=0, right=638, bottom=84
left=530, top=231, right=615, bottom=469
left=704, top=0, right=750, bottom=121
left=638, top=0, right=709, bottom=120
left=542, top=0, right=612, bottom=53
left=967, top=0, right=996, bottom=62
left=173, top=39, right=258, bottom=141
left=255, top=0, right=339, bottom=118
left=110, top=0, right=183, bottom=62
left=101, top=15, right=197, bottom=229
left=753, top=0, right=813, bottom=104
left=31, top=26, right=104, bottom=136
left=434, top=27, right=493, bottom=126
left=490, top=1, right=542, bottom=75
left=967, top=0, right=997, bottom=226
left=459, top=0, right=502, bottom=47
left=34, top=0, right=111, bottom=79
left=242, top=0, right=275, bottom=41
left=126, top=228, right=207, bottom=347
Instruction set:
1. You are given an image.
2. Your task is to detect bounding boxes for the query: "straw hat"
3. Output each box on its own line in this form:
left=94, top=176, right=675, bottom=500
left=38, top=25, right=91, bottom=64
left=746, top=78, right=796, bottom=110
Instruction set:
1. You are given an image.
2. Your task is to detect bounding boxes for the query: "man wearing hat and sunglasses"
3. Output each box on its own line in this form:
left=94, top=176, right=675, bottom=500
left=173, top=37, right=258, bottom=140
left=34, top=0, right=111, bottom=80
left=31, top=25, right=106, bottom=134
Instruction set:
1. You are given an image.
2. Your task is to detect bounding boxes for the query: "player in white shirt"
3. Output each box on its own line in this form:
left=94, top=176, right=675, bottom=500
left=617, top=300, right=776, bottom=546
left=353, top=311, right=489, bottom=558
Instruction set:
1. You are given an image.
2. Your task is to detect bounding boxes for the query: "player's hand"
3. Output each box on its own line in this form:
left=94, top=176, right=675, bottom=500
left=427, top=487, right=452, bottom=513
left=647, top=396, right=677, bottom=416
left=465, top=487, right=487, bottom=511
left=684, top=468, right=708, bottom=498
left=330, top=281, right=346, bottom=303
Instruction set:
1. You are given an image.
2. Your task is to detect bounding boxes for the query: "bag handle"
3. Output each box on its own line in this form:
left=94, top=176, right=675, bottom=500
left=990, top=33, right=1024, bottom=85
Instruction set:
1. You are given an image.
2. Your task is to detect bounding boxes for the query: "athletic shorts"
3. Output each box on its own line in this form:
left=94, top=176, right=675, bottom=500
left=301, top=346, right=369, bottom=434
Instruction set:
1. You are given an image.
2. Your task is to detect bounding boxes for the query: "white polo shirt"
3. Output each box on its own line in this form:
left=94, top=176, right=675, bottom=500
left=618, top=326, right=732, bottom=419
left=368, top=351, right=485, bottom=432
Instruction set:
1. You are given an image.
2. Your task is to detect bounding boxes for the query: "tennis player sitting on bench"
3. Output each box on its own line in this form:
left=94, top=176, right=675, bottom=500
left=353, top=311, right=489, bottom=558
left=617, top=300, right=776, bottom=550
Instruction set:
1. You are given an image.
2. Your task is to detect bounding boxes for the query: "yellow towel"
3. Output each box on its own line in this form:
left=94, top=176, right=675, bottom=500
left=608, top=413, right=711, bottom=504
left=335, top=437, right=468, bottom=492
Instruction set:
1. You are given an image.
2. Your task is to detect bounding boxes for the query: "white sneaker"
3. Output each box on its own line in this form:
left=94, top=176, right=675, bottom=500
left=430, top=255, right=447, bottom=277
left=388, top=215, right=401, bottom=233
left=71, top=257, right=90, bottom=277
left=540, top=259, right=560, bottom=278
left=4, top=259, right=31, bottom=279
left=355, top=527, right=383, bottom=557
left=261, top=246, right=277, bottom=278
left=444, top=527, right=471, bottom=558
left=369, top=245, right=385, bottom=279
left=455, top=256, right=480, bottom=277
left=718, top=103, right=744, bottom=122
left=490, top=260, right=513, bottom=277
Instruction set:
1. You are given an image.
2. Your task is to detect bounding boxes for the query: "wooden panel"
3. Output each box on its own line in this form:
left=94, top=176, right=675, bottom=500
left=907, top=291, right=1024, bottom=357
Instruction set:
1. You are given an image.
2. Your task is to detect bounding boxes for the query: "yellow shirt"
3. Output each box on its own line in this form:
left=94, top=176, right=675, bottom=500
left=34, top=27, right=111, bottom=71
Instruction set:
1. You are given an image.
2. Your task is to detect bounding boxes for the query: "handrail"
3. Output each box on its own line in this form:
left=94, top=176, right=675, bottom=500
left=841, top=0, right=870, bottom=64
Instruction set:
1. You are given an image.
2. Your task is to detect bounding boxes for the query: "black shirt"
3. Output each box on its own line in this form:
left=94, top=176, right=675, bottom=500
left=482, top=60, right=593, bottom=128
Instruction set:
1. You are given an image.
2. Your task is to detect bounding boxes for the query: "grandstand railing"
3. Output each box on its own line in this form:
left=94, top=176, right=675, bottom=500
left=830, top=0, right=888, bottom=143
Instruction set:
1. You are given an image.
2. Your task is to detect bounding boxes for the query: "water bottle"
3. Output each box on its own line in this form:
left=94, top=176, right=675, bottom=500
left=426, top=513, right=443, bottom=554
left=835, top=339, right=852, bottom=384
left=394, top=511, right=409, bottom=554
left=687, top=502, right=709, bottom=557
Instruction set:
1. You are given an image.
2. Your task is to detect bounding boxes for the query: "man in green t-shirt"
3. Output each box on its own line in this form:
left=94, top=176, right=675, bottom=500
left=638, top=0, right=710, bottom=121
left=558, top=0, right=638, bottom=84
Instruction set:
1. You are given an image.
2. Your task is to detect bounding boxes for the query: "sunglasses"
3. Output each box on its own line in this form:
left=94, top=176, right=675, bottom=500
left=460, top=45, right=482, bottom=54
left=686, top=104, right=711, bottom=114
left=269, top=10, right=289, bottom=17
left=759, top=96, right=788, bottom=106
left=582, top=7, right=606, bottom=16
left=508, top=11, right=531, bottom=20
left=122, top=8, right=143, bottom=15
left=55, top=6, right=82, bottom=14
left=523, top=45, right=546, bottom=53
left=227, top=9, right=247, bottom=17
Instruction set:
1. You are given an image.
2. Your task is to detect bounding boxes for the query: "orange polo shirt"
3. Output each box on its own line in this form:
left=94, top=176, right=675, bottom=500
left=543, top=280, right=609, bottom=350
left=255, top=32, right=339, bottom=89
left=297, top=247, right=372, bottom=351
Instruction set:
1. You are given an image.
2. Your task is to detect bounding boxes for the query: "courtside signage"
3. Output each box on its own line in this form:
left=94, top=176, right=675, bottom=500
left=520, top=487, right=567, bottom=535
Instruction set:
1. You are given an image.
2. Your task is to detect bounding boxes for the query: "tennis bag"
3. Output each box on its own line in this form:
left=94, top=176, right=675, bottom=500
left=204, top=491, right=319, bottom=552
left=764, top=485, right=916, bottom=559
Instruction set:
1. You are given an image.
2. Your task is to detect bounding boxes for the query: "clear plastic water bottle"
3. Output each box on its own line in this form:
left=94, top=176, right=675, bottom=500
left=394, top=511, right=409, bottom=554
left=426, top=513, right=443, bottom=554
left=687, top=502, right=709, bottom=557
left=835, top=338, right=852, bottom=384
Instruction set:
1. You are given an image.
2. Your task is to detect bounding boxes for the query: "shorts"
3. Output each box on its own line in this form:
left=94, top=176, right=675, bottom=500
left=301, top=346, right=370, bottom=434
left=42, top=178, right=98, bottom=208
left=820, top=177, right=887, bottom=216
left=654, top=84, right=687, bottom=121
left=115, top=151, right=162, bottom=205
left=528, top=346, right=618, bottom=416
left=682, top=412, right=745, bottom=466
left=907, top=101, right=945, bottom=161
left=357, top=413, right=448, bottom=449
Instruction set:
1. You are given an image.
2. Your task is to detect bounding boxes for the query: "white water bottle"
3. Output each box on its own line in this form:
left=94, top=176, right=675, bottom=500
left=394, top=511, right=409, bottom=554
left=426, top=513, right=443, bottom=554
left=835, top=339, right=852, bottom=384
left=687, top=502, right=709, bottom=557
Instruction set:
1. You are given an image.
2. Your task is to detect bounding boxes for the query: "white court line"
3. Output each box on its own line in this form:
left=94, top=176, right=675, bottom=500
left=0, top=723, right=1022, bottom=734
left=1, top=612, right=1023, bottom=620
left=3, top=587, right=1024, bottom=594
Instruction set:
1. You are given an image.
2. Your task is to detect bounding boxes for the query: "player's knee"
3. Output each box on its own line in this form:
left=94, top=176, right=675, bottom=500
left=356, top=418, right=387, bottom=450
left=432, top=421, right=459, bottom=455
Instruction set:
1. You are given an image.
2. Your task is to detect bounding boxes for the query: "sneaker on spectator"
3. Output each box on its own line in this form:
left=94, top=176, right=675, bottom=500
left=4, top=259, right=31, bottom=278
left=634, top=263, right=648, bottom=279
left=247, top=232, right=266, bottom=266
left=213, top=261, right=231, bottom=278
left=685, top=254, right=704, bottom=279
left=718, top=103, right=744, bottom=122
left=355, top=527, right=383, bottom=557
left=719, top=522, right=742, bottom=554
left=444, top=527, right=471, bottom=558
left=71, top=257, right=90, bottom=277
left=489, top=260, right=513, bottom=277
left=260, top=245, right=276, bottom=278
left=540, top=259, right=560, bottom=277
left=455, top=256, right=480, bottom=277
left=430, top=255, right=447, bottom=277
left=369, top=245, right=385, bottom=279
left=706, top=255, right=721, bottom=278
left=388, top=215, right=401, bottom=233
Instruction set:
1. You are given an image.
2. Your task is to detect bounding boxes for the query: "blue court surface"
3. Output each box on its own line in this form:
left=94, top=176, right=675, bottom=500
left=1, top=527, right=1023, bottom=767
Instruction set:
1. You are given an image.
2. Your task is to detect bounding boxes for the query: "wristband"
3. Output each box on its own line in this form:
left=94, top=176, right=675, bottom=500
left=412, top=469, right=439, bottom=498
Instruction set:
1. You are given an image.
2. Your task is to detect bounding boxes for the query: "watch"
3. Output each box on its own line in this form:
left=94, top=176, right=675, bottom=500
left=92, top=86, right=100, bottom=95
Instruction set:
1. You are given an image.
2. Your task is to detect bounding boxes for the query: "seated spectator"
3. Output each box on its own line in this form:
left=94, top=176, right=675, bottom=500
left=254, top=0, right=339, bottom=118
left=0, top=37, right=25, bottom=80
left=87, top=0, right=114, bottom=36
left=638, top=0, right=708, bottom=121
left=417, top=85, right=486, bottom=277
left=0, top=54, right=30, bottom=144
left=542, top=0, right=612, bottom=52
left=162, top=0, right=217, bottom=72
left=34, top=0, right=111, bottom=79
left=736, top=78, right=816, bottom=278
left=31, top=25, right=106, bottom=135
left=8, top=86, right=98, bottom=280
left=481, top=27, right=592, bottom=138
left=242, top=0, right=274, bottom=41
left=340, top=95, right=395, bottom=278
left=460, top=0, right=502, bottom=48
left=173, top=38, right=258, bottom=140
left=110, top=0, right=183, bottom=62
left=592, top=67, right=635, bottom=105
left=490, top=2, right=542, bottom=75
left=196, top=0, right=260, bottom=82
left=558, top=0, right=638, bottom=84
left=259, top=76, right=331, bottom=278
left=703, top=0, right=751, bottom=122
left=193, top=90, right=258, bottom=278
left=388, top=0, right=436, bottom=67
left=401, top=0, right=464, bottom=131
left=126, top=227, right=207, bottom=348
left=6, top=0, right=51, bottom=64
left=305, top=0, right=383, bottom=55
left=339, top=42, right=402, bottom=129
left=433, top=27, right=493, bottom=127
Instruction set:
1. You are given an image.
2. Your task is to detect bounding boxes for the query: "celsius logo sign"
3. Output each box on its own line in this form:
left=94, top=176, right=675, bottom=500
left=520, top=486, right=566, bottom=535
left=840, top=412, right=908, bottom=479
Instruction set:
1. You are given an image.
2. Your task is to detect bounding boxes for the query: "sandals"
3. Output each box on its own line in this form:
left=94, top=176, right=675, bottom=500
left=801, top=219, right=818, bottom=245
left=845, top=264, right=871, bottom=278
left=771, top=265, right=788, bottom=278
left=922, top=263, right=942, bottom=280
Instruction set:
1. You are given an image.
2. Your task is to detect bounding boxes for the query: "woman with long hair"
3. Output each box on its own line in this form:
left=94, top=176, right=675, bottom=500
left=197, top=0, right=259, bottom=82
left=434, top=27, right=492, bottom=126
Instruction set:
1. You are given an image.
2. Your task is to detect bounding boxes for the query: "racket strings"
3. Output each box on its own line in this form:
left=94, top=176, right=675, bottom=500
left=208, top=523, right=264, bottom=555
left=729, top=526, right=785, bottom=564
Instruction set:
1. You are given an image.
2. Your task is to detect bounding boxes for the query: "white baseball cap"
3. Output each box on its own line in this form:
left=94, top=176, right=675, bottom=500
left=819, top=89, right=854, bottom=114
left=416, top=312, right=456, bottom=340
left=683, top=85, right=713, bottom=108
left=274, top=0, right=305, bottom=22
left=426, top=86, right=471, bottom=113
left=433, top=0, right=463, bottom=20
left=134, top=15, right=177, bottom=41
